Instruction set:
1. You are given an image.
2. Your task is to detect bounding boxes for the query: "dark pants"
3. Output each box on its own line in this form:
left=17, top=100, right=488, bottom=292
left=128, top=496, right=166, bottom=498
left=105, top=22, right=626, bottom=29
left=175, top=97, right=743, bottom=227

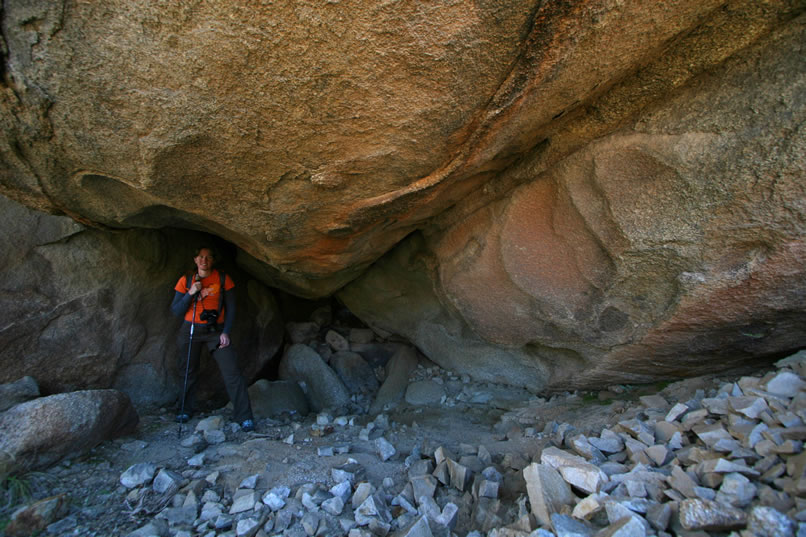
left=177, top=323, right=253, bottom=423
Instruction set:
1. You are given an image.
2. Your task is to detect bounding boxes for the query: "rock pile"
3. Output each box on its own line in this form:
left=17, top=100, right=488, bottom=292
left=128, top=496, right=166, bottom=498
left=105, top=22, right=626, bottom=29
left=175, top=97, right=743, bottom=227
left=3, top=346, right=805, bottom=537
left=90, top=351, right=803, bottom=537
left=114, top=409, right=533, bottom=537
left=275, top=305, right=420, bottom=417
left=522, top=351, right=806, bottom=537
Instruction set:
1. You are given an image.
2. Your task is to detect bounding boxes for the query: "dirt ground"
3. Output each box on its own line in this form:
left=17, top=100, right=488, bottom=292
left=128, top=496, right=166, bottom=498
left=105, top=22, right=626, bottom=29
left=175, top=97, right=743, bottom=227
left=1, top=369, right=738, bottom=536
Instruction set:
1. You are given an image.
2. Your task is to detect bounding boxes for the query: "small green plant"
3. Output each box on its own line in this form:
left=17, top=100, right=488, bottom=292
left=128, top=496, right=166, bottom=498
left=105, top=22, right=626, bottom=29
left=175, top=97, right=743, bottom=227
left=1, top=474, right=33, bottom=508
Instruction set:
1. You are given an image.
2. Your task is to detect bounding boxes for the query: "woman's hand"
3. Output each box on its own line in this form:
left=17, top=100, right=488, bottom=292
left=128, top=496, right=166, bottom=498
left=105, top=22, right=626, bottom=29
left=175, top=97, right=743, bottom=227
left=219, top=333, right=231, bottom=348
left=188, top=279, right=203, bottom=296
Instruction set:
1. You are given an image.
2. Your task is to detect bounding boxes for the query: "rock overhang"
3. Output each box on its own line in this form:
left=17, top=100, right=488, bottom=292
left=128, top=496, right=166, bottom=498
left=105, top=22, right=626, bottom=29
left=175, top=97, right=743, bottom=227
left=1, top=0, right=805, bottom=390
left=4, top=0, right=792, bottom=295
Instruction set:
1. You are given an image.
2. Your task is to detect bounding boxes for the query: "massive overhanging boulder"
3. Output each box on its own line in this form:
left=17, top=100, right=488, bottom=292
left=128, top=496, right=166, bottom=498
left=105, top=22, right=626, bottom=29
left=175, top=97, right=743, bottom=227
left=339, top=17, right=806, bottom=391
left=3, top=0, right=800, bottom=295
left=0, top=1, right=804, bottom=391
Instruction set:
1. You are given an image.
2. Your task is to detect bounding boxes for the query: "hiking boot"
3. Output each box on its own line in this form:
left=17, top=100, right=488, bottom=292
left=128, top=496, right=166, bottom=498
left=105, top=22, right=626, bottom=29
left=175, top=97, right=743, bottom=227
left=176, top=413, right=191, bottom=423
left=240, top=419, right=255, bottom=432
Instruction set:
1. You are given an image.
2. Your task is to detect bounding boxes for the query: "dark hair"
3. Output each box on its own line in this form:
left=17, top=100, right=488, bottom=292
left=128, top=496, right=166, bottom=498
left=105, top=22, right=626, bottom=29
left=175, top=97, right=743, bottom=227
left=193, top=246, right=217, bottom=259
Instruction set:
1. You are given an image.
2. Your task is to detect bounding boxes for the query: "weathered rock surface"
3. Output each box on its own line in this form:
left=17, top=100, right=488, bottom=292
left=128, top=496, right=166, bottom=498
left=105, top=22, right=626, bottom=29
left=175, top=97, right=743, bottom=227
left=278, top=344, right=351, bottom=412
left=331, top=351, right=380, bottom=395
left=247, top=379, right=310, bottom=419
left=0, top=1, right=805, bottom=393
left=4, top=494, right=70, bottom=537
left=339, top=13, right=806, bottom=391
left=0, top=194, right=283, bottom=406
left=0, top=389, right=139, bottom=476
left=370, top=347, right=420, bottom=414
left=0, top=376, right=39, bottom=412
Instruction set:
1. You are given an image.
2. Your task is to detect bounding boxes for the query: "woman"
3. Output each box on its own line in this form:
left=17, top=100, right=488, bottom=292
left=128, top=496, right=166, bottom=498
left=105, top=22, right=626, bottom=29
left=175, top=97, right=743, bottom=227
left=171, top=246, right=255, bottom=432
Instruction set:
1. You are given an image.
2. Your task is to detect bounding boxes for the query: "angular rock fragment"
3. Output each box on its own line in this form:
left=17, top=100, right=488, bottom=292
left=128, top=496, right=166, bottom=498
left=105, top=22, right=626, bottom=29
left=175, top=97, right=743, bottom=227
left=434, top=446, right=454, bottom=465
left=333, top=461, right=365, bottom=484
left=262, top=486, right=291, bottom=511
left=646, top=503, right=671, bottom=532
left=692, top=423, right=733, bottom=448
left=665, top=403, right=689, bottom=423
left=668, top=466, right=699, bottom=498
left=447, top=458, right=473, bottom=491
left=352, top=482, right=375, bottom=509
left=589, top=429, right=624, bottom=454
left=153, top=468, right=183, bottom=494
left=408, top=459, right=434, bottom=479
left=747, top=505, right=796, bottom=537
left=541, top=447, right=608, bottom=494
left=410, top=475, right=438, bottom=501
left=121, top=463, right=157, bottom=489
left=569, top=435, right=604, bottom=462
left=644, top=445, right=669, bottom=466
left=355, top=493, right=392, bottom=526
left=729, top=396, right=770, bottom=419
left=597, top=516, right=646, bottom=537
left=616, top=420, right=655, bottom=445
left=550, top=513, right=595, bottom=537
left=394, top=516, right=434, bottom=537
left=678, top=498, right=747, bottom=531
left=605, top=501, right=650, bottom=532
left=436, top=502, right=459, bottom=530
left=716, top=472, right=757, bottom=507
left=697, top=457, right=759, bottom=476
left=523, top=463, right=574, bottom=528
left=766, top=372, right=806, bottom=398
left=229, top=489, right=257, bottom=514
left=376, top=436, right=397, bottom=461
left=571, top=493, right=606, bottom=521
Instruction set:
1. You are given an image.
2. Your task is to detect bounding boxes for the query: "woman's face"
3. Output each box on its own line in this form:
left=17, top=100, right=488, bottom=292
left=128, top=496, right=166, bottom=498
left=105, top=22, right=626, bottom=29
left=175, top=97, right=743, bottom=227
left=194, top=248, right=215, bottom=273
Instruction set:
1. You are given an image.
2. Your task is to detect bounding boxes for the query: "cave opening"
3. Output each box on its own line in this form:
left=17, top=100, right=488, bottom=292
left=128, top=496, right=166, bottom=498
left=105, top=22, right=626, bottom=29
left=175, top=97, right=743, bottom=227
left=169, top=229, right=405, bottom=411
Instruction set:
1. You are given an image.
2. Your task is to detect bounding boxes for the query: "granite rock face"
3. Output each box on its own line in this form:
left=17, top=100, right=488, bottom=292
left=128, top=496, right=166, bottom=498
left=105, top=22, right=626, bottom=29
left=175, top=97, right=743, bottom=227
left=0, top=195, right=282, bottom=406
left=1, top=1, right=805, bottom=391
left=339, top=14, right=806, bottom=390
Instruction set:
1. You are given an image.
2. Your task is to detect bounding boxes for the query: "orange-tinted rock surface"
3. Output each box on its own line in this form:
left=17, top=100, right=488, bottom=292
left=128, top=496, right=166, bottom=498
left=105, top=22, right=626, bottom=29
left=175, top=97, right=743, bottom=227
left=1, top=1, right=804, bottom=390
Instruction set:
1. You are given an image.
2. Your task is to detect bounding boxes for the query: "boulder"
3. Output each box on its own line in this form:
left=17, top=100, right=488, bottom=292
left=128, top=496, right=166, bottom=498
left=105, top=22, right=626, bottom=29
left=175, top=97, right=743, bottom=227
left=0, top=376, right=40, bottom=413
left=370, top=347, right=420, bottom=414
left=278, top=344, right=351, bottom=412
left=330, top=351, right=380, bottom=395
left=248, top=379, right=310, bottom=418
left=4, top=0, right=789, bottom=297
left=0, top=390, right=139, bottom=476
left=4, top=494, right=70, bottom=537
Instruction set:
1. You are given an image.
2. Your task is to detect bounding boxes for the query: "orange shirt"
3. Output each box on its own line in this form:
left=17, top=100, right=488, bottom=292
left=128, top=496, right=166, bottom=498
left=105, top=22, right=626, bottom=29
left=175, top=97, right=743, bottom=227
left=174, top=269, right=235, bottom=324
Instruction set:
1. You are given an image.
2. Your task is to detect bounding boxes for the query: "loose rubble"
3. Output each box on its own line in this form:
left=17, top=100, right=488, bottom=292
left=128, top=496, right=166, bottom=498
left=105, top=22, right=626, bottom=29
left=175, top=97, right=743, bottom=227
left=2, top=334, right=805, bottom=536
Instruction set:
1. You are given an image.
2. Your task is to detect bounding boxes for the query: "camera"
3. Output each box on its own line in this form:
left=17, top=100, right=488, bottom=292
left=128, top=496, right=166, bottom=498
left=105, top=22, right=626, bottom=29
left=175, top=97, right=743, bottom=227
left=200, top=309, right=218, bottom=323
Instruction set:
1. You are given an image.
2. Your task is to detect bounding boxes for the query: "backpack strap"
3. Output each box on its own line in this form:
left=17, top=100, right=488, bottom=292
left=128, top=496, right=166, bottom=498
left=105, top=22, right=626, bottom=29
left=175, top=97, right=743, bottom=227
left=217, top=270, right=225, bottom=315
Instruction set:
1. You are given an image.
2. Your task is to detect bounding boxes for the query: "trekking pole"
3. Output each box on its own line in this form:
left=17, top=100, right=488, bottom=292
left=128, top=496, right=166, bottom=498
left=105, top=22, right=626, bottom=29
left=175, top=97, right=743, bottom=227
left=178, top=288, right=200, bottom=439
